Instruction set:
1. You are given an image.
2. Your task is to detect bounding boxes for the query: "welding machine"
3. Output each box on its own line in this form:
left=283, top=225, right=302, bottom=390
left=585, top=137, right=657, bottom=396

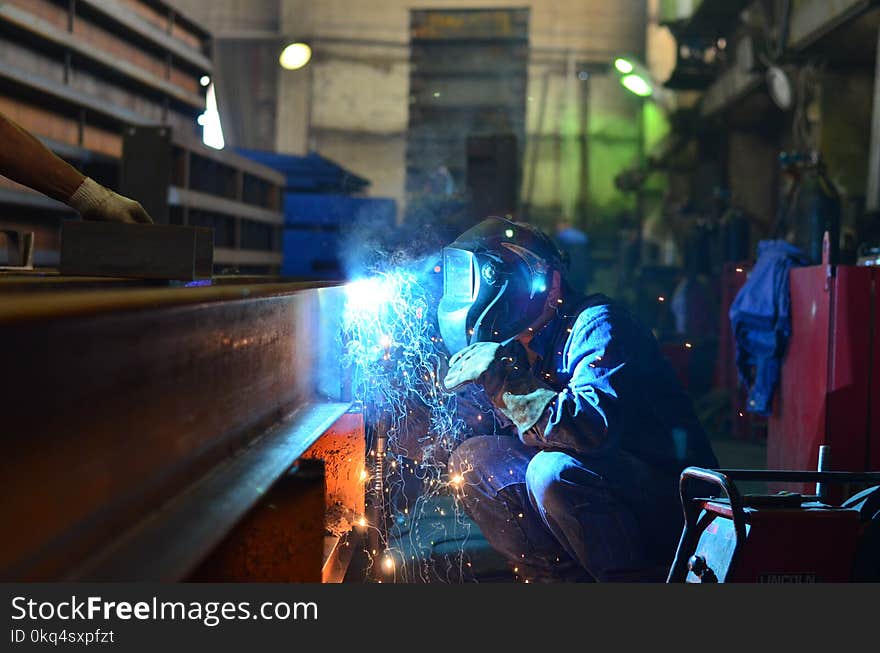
left=667, top=467, right=880, bottom=582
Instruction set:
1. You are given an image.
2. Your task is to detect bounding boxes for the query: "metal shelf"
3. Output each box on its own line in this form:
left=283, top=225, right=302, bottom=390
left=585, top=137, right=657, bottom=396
left=0, top=59, right=152, bottom=127
left=37, top=135, right=118, bottom=166
left=0, top=187, right=73, bottom=212
left=0, top=4, right=205, bottom=113
left=76, top=0, right=211, bottom=73
left=172, top=133, right=286, bottom=186
left=168, top=187, right=283, bottom=226
left=138, top=0, right=210, bottom=47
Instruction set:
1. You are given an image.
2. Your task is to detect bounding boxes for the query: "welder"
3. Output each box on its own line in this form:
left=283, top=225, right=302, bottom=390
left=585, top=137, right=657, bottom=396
left=440, top=217, right=718, bottom=582
left=0, top=111, right=152, bottom=224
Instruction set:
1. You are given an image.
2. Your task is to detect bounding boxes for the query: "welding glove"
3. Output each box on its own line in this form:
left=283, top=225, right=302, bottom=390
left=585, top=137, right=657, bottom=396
left=444, top=340, right=556, bottom=433
left=67, top=177, right=154, bottom=224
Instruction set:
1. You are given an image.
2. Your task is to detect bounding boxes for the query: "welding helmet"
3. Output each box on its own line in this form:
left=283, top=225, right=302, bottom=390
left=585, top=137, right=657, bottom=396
left=437, top=217, right=565, bottom=355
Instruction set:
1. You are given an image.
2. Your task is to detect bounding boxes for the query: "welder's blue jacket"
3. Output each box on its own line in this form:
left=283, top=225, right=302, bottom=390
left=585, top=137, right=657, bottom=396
left=467, top=294, right=718, bottom=472
left=728, top=240, right=809, bottom=415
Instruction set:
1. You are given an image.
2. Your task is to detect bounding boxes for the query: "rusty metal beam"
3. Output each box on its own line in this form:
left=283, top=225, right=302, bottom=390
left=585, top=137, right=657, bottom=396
left=0, top=280, right=350, bottom=580
left=71, top=403, right=349, bottom=581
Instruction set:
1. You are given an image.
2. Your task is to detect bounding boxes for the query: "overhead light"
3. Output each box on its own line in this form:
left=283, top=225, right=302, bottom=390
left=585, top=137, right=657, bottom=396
left=614, top=58, right=634, bottom=74
left=621, top=73, right=652, bottom=97
left=279, top=42, right=312, bottom=70
left=766, top=66, right=794, bottom=110
left=612, top=55, right=672, bottom=108
left=199, top=75, right=210, bottom=87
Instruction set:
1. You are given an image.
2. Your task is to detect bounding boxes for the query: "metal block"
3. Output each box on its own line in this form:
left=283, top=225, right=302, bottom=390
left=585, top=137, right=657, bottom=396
left=121, top=125, right=173, bottom=223
left=60, top=220, right=213, bottom=280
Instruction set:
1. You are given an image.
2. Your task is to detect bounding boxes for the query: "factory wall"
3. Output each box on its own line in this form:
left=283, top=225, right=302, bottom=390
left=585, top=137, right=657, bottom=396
left=174, top=0, right=648, bottom=229
left=281, top=0, right=647, bottom=228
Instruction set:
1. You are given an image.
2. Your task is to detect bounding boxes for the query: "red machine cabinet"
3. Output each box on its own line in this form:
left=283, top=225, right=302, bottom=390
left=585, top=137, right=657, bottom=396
left=768, top=264, right=879, bottom=492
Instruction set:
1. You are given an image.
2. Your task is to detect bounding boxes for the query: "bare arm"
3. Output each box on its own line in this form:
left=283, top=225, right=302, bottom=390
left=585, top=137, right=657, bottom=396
left=0, top=111, right=152, bottom=223
left=0, top=111, right=84, bottom=202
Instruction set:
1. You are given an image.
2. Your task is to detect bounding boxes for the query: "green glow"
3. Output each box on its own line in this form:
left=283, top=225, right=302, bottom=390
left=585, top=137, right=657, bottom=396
left=614, top=58, right=634, bottom=74
left=621, top=74, right=652, bottom=97
left=504, top=228, right=514, bottom=238
left=643, top=102, right=669, bottom=154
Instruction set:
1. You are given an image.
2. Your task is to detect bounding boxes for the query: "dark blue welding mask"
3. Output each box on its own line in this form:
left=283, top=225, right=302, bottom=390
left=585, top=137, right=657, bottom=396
left=437, top=217, right=564, bottom=356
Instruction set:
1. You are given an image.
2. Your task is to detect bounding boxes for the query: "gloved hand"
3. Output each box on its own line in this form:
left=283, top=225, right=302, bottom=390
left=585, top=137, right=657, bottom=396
left=444, top=341, right=505, bottom=395
left=444, top=340, right=556, bottom=433
left=67, top=177, right=154, bottom=224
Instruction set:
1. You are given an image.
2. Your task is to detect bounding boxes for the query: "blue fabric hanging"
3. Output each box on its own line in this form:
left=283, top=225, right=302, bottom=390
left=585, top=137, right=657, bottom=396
left=729, top=239, right=809, bottom=416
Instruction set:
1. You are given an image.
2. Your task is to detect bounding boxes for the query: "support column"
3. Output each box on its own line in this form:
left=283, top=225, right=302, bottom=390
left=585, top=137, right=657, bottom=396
left=866, top=27, right=880, bottom=210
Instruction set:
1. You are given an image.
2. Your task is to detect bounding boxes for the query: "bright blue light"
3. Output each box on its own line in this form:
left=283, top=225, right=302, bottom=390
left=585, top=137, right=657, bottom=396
left=340, top=263, right=475, bottom=581
left=345, top=277, right=393, bottom=312
left=343, top=275, right=408, bottom=365
left=532, top=277, right=547, bottom=294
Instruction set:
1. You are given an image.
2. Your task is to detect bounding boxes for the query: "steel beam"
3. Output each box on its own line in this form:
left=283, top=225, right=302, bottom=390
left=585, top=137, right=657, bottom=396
left=0, top=281, right=350, bottom=580
left=787, top=0, right=880, bottom=52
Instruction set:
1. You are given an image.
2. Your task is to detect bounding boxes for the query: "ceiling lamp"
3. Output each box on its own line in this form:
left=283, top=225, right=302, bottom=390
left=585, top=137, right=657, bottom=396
left=279, top=42, right=312, bottom=70
left=614, top=58, right=634, bottom=74
left=621, top=73, right=653, bottom=97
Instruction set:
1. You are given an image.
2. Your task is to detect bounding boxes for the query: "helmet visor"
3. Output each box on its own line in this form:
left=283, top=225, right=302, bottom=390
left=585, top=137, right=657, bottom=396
left=443, top=247, right=475, bottom=302
left=437, top=247, right=477, bottom=355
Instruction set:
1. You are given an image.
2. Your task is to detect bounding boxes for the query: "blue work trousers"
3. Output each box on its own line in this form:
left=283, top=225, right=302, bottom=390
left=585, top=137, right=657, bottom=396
left=448, top=436, right=683, bottom=581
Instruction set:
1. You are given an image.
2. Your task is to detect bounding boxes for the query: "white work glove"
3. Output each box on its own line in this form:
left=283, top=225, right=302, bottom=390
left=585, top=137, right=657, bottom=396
left=444, top=341, right=556, bottom=433
left=67, top=177, right=153, bottom=224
